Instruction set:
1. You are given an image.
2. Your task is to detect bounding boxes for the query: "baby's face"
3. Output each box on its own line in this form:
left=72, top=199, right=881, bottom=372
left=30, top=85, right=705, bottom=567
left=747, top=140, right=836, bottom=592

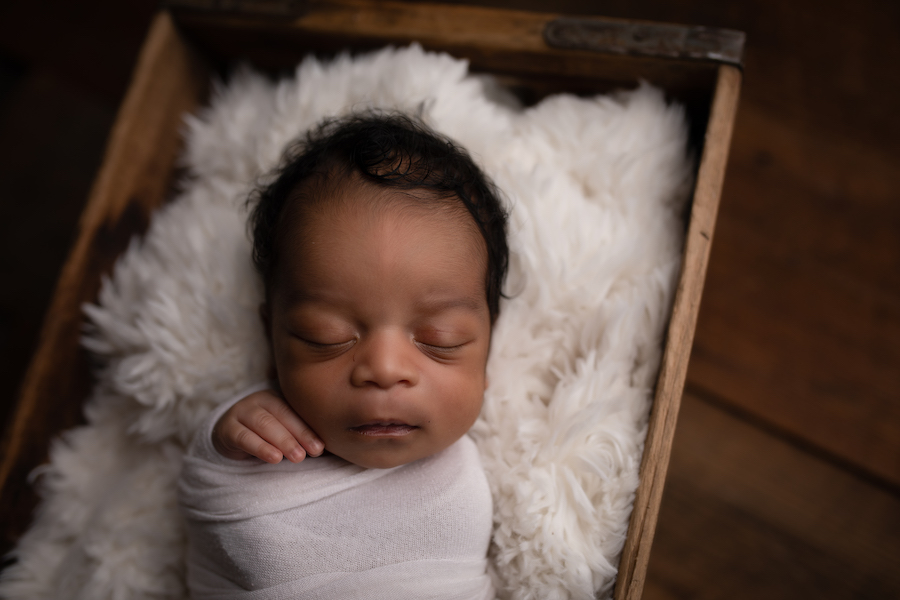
left=267, top=182, right=492, bottom=469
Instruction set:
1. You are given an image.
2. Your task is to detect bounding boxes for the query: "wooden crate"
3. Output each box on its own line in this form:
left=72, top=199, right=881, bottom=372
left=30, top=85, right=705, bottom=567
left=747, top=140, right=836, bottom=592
left=0, top=2, right=742, bottom=598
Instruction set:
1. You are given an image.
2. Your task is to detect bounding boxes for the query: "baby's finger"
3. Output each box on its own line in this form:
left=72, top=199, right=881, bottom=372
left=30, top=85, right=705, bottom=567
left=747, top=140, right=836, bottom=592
left=266, top=400, right=324, bottom=458
left=216, top=422, right=284, bottom=464
left=239, top=407, right=310, bottom=463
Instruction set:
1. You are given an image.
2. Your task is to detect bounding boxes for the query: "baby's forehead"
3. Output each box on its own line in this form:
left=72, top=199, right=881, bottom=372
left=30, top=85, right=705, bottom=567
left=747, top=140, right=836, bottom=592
left=282, top=172, right=480, bottom=238
left=272, top=180, right=490, bottom=309
left=273, top=179, right=484, bottom=279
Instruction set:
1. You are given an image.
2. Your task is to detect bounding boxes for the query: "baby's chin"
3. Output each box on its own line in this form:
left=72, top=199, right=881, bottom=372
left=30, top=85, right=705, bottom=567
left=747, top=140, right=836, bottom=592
left=327, top=439, right=449, bottom=470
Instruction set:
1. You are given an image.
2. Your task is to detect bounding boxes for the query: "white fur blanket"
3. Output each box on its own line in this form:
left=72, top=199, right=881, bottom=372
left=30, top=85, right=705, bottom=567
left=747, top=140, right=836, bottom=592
left=0, top=45, right=691, bottom=600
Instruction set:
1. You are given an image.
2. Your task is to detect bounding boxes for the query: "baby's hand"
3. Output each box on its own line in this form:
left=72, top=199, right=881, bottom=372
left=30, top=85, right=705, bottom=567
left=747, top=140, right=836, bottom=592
left=212, top=390, right=324, bottom=464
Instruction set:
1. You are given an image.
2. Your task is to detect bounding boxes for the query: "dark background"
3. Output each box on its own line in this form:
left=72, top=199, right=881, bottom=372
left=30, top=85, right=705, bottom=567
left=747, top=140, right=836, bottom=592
left=1, top=0, right=898, bottom=597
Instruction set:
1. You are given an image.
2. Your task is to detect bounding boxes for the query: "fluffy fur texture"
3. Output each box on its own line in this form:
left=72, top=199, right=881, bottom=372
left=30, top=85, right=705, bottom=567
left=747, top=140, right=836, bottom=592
left=0, top=45, right=691, bottom=600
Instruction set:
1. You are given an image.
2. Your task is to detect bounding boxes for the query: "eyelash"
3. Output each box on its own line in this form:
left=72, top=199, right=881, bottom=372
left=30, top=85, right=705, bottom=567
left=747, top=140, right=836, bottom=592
left=297, top=335, right=466, bottom=357
left=415, top=340, right=466, bottom=356
left=301, top=338, right=355, bottom=352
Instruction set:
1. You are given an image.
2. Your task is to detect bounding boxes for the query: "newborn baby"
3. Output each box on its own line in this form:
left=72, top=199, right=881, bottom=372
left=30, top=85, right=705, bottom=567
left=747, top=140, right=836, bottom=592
left=178, top=113, right=508, bottom=599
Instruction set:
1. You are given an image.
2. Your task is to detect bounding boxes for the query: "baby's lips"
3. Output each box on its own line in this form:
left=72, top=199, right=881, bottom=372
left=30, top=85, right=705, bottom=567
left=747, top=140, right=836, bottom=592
left=349, top=422, right=418, bottom=437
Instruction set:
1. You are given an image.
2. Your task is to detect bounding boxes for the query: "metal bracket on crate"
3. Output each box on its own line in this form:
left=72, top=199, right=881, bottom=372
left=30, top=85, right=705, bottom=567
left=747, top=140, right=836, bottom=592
left=544, top=18, right=745, bottom=67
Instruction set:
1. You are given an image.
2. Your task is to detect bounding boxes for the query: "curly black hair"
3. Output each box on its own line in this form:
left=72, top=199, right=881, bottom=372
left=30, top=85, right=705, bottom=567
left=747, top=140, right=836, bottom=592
left=248, top=112, right=509, bottom=322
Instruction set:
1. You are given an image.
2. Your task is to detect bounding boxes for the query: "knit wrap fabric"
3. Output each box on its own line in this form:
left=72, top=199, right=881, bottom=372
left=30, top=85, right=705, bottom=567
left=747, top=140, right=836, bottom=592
left=178, top=385, right=495, bottom=600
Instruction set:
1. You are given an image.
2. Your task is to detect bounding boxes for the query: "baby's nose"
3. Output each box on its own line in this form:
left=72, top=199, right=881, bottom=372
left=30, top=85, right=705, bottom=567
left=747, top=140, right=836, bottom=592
left=349, top=330, right=419, bottom=389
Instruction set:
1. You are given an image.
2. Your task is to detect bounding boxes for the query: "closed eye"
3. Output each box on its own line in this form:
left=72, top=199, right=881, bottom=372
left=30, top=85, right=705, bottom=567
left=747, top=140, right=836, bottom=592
left=415, top=340, right=469, bottom=358
left=299, top=337, right=356, bottom=353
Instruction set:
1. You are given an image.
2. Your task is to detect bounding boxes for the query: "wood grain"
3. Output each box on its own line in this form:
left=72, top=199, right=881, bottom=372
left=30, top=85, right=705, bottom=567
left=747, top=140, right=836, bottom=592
left=687, top=97, right=900, bottom=488
left=614, top=64, right=741, bottom=600
left=171, top=0, right=720, bottom=101
left=644, top=390, right=900, bottom=599
left=0, top=68, right=114, bottom=441
left=0, top=12, right=208, bottom=553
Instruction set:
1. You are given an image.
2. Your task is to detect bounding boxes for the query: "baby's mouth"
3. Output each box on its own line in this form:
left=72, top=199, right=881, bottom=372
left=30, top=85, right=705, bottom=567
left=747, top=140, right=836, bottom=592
left=350, top=422, right=418, bottom=437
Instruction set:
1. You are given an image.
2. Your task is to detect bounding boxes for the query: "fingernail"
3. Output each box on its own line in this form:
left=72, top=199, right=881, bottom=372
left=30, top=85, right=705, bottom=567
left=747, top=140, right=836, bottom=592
left=289, top=448, right=306, bottom=462
left=310, top=441, right=324, bottom=456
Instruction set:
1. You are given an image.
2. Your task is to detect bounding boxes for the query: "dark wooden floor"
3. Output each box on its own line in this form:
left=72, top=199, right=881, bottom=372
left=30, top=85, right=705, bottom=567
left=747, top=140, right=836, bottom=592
left=1, top=0, right=898, bottom=597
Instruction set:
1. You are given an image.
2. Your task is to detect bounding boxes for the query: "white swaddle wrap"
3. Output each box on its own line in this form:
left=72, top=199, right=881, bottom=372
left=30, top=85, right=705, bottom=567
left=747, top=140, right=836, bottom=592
left=178, top=385, right=495, bottom=600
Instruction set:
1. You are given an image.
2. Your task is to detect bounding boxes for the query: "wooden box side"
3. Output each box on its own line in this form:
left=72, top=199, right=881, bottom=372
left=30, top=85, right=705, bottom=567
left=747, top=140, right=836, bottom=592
left=614, top=64, right=742, bottom=600
left=170, top=0, right=722, bottom=103
left=0, top=5, right=742, bottom=597
left=0, top=12, right=209, bottom=553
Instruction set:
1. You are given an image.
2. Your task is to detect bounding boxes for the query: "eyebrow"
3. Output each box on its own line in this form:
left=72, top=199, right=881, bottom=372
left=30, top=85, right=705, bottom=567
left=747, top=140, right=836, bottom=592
left=288, top=291, right=488, bottom=320
left=415, top=295, right=487, bottom=316
left=279, top=288, right=334, bottom=307
left=279, top=288, right=486, bottom=312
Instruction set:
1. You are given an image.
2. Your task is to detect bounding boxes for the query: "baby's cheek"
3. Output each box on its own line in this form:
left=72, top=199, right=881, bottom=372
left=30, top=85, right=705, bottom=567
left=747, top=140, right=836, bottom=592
left=444, top=379, right=484, bottom=430
left=281, top=372, right=342, bottom=430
